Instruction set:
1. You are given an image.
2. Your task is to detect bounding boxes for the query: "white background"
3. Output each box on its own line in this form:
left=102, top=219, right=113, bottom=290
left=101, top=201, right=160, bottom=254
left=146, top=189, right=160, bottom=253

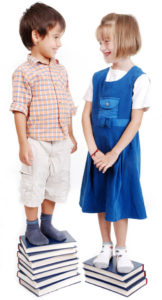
left=0, top=0, right=162, bottom=299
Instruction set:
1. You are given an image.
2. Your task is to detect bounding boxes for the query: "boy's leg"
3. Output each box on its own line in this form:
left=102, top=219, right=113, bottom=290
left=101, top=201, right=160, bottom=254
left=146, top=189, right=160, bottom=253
left=25, top=206, right=49, bottom=245
left=41, top=138, right=73, bottom=242
left=40, top=199, right=66, bottom=241
left=21, top=138, right=51, bottom=246
left=93, top=213, right=113, bottom=268
left=113, top=219, right=134, bottom=273
left=25, top=206, right=38, bottom=221
left=41, top=199, right=55, bottom=214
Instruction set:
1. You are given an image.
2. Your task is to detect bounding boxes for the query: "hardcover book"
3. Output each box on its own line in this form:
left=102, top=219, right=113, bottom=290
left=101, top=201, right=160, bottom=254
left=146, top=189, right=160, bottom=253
left=19, top=274, right=81, bottom=296
left=83, top=256, right=144, bottom=281
left=20, top=231, right=76, bottom=254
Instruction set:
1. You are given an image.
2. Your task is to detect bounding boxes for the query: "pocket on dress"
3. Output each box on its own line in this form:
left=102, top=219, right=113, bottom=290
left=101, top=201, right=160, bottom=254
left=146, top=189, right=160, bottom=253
left=99, top=97, right=120, bottom=118
left=98, top=97, right=120, bottom=127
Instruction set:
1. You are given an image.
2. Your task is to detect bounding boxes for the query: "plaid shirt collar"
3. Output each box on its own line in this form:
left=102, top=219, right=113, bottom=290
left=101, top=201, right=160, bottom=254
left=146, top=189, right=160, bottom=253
left=27, top=54, right=59, bottom=66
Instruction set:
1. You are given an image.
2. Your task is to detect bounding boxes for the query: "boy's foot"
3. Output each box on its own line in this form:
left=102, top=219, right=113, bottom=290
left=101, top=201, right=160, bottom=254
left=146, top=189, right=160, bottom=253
left=93, top=242, right=113, bottom=269
left=115, top=246, right=134, bottom=273
left=25, top=219, right=49, bottom=246
left=40, top=213, right=67, bottom=242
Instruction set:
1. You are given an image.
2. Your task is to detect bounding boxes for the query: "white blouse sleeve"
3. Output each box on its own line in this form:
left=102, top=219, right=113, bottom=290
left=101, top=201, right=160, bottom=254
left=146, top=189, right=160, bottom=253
left=83, top=79, right=93, bottom=102
left=132, top=74, right=151, bottom=111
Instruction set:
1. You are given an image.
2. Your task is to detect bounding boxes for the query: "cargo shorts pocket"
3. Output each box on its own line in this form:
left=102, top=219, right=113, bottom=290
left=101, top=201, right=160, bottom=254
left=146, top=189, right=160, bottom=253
left=20, top=163, right=33, bottom=196
left=98, top=97, right=120, bottom=127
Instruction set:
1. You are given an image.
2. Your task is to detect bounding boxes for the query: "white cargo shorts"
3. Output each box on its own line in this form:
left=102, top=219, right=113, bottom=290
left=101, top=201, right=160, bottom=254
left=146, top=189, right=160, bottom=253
left=20, top=137, right=73, bottom=207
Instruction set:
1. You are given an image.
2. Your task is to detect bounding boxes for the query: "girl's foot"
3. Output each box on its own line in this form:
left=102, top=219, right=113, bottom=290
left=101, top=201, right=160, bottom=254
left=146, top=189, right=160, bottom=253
left=115, top=246, right=134, bottom=273
left=93, top=242, right=113, bottom=269
left=25, top=219, right=49, bottom=246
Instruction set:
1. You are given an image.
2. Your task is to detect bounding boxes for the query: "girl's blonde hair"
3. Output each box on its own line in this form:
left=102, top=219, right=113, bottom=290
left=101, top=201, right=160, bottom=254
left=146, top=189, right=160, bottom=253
left=96, top=13, right=141, bottom=58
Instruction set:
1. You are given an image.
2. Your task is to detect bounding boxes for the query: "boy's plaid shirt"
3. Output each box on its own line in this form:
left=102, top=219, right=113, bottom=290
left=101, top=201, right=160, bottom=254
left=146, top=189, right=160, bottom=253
left=10, top=54, right=76, bottom=141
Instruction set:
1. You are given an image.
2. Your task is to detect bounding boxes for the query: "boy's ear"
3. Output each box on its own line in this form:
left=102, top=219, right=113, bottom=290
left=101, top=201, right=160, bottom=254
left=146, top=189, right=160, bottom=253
left=31, top=30, right=41, bottom=46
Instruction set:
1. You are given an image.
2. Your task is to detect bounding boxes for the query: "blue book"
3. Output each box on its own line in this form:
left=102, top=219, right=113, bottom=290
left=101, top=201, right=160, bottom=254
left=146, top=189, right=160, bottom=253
left=19, top=231, right=76, bottom=254
left=83, top=256, right=144, bottom=281
left=18, top=243, right=77, bottom=261
left=18, top=260, right=79, bottom=280
left=18, top=257, right=79, bottom=275
left=19, top=274, right=81, bottom=296
left=17, top=269, right=79, bottom=289
left=85, top=276, right=147, bottom=297
left=84, top=269, right=146, bottom=289
left=17, top=250, right=78, bottom=269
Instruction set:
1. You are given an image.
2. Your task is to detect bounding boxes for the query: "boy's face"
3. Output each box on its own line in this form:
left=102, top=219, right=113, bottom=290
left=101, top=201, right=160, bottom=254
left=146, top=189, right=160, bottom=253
left=33, top=23, right=63, bottom=60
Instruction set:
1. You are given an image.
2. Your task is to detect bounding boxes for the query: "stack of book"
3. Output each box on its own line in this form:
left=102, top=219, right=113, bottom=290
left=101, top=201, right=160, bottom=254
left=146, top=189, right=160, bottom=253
left=17, top=231, right=81, bottom=296
left=83, top=256, right=147, bottom=297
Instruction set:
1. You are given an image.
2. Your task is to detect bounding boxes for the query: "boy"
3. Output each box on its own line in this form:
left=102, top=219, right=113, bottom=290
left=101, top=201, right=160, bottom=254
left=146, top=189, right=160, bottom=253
left=10, top=2, right=77, bottom=246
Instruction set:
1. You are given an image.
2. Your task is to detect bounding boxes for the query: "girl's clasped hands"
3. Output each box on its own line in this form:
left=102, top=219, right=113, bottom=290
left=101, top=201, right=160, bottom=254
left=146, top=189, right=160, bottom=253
left=92, top=150, right=119, bottom=174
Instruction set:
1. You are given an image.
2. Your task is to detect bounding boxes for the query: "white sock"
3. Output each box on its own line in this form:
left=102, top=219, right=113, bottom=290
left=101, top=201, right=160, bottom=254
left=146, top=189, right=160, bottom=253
left=93, top=242, right=113, bottom=269
left=115, top=246, right=134, bottom=273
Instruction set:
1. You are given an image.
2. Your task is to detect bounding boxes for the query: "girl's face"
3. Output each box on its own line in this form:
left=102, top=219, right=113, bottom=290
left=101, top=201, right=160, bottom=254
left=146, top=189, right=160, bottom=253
left=98, top=27, right=117, bottom=63
left=99, top=36, right=116, bottom=63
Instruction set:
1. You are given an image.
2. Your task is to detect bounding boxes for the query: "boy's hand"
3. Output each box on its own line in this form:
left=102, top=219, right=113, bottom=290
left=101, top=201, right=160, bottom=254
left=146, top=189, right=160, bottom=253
left=69, top=136, right=77, bottom=153
left=19, top=141, right=33, bottom=166
left=94, top=150, right=119, bottom=173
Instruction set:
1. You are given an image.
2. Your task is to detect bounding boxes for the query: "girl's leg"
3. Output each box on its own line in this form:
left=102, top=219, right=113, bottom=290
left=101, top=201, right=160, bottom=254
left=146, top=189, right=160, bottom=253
left=25, top=206, right=49, bottom=245
left=113, top=219, right=128, bottom=247
left=98, top=212, right=112, bottom=242
left=40, top=199, right=66, bottom=241
left=93, top=213, right=113, bottom=268
left=113, top=219, right=134, bottom=273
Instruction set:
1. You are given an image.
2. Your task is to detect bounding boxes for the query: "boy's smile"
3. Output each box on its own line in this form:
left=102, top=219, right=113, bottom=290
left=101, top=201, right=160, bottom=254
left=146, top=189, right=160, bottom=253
left=31, top=22, right=63, bottom=64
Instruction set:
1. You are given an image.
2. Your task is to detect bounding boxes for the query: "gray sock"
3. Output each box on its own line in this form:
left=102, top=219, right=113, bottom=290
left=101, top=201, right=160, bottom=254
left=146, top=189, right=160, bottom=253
left=25, top=219, right=49, bottom=246
left=40, top=213, right=66, bottom=242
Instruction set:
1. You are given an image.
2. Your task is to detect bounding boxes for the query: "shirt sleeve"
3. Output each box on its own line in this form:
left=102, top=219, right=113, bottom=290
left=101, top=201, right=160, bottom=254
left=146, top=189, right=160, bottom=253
left=65, top=73, right=77, bottom=116
left=132, top=74, right=151, bottom=111
left=10, top=68, right=32, bottom=117
left=83, top=79, right=93, bottom=102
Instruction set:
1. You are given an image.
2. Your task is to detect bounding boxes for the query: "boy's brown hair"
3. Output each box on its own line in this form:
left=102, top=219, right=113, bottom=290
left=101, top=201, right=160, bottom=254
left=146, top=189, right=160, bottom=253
left=19, top=2, right=66, bottom=50
left=96, top=13, right=141, bottom=58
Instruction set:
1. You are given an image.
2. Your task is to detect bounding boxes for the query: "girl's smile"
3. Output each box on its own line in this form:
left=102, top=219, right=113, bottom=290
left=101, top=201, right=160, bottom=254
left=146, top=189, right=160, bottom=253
left=104, top=51, right=112, bottom=57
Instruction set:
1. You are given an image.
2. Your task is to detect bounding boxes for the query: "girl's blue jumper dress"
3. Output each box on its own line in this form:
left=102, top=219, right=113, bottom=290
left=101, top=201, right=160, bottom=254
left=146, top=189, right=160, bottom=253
left=79, top=66, right=147, bottom=222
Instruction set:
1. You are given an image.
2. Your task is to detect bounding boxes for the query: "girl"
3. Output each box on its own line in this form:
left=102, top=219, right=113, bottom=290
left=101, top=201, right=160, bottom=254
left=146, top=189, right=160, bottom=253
left=79, top=13, right=150, bottom=273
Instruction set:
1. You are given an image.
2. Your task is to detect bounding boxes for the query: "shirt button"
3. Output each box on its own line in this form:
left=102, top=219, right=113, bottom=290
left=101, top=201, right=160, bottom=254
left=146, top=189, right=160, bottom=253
left=106, top=102, right=109, bottom=106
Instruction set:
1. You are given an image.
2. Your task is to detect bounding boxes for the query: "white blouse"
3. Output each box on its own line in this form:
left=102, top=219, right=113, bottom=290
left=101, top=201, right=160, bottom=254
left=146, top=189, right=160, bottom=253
left=83, top=67, right=151, bottom=111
